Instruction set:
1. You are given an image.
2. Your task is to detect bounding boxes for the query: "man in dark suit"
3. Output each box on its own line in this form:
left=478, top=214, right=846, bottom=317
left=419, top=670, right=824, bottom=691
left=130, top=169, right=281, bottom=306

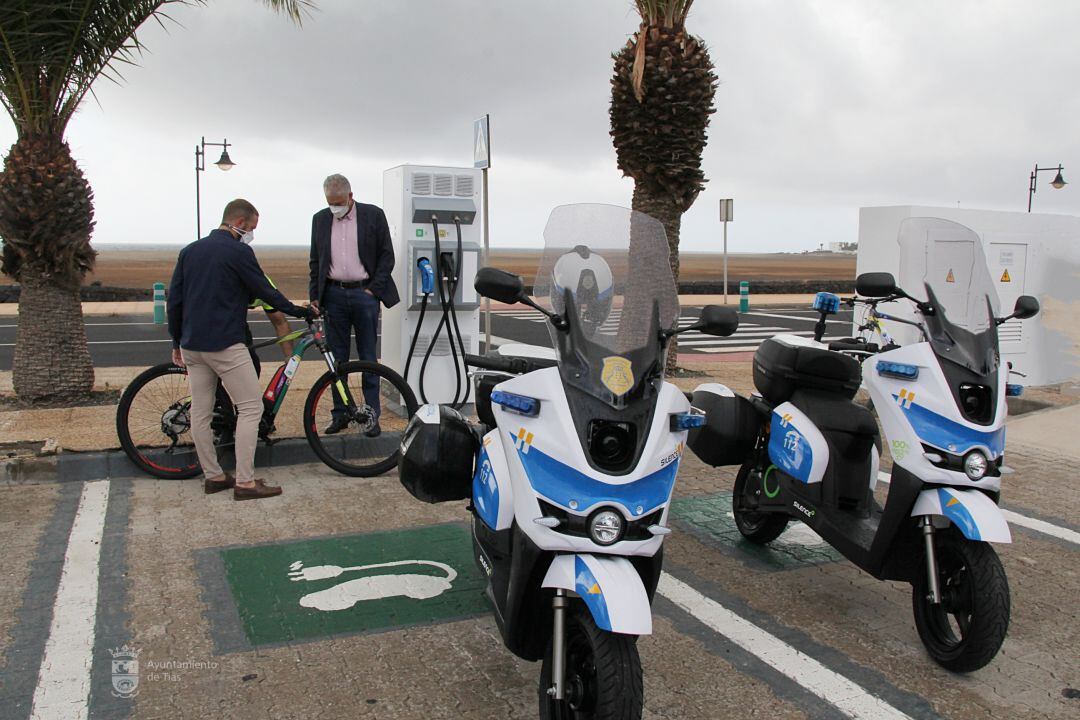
left=309, top=174, right=399, bottom=436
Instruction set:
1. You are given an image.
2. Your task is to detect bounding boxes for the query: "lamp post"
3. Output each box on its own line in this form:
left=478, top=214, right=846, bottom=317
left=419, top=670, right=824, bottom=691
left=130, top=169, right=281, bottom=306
left=194, top=137, right=236, bottom=239
left=1027, top=163, right=1066, bottom=212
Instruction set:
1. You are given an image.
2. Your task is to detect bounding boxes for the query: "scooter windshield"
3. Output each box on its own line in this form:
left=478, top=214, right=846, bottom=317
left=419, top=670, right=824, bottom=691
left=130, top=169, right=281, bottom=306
left=898, top=218, right=1001, bottom=375
left=533, top=205, right=680, bottom=407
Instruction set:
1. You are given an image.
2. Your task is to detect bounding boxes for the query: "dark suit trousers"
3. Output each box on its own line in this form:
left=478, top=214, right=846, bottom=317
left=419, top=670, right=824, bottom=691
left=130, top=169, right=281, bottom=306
left=324, top=284, right=380, bottom=418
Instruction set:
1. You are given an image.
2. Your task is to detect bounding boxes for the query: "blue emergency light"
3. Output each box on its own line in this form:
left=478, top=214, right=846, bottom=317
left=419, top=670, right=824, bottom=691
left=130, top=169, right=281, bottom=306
left=491, top=390, right=540, bottom=417
left=876, top=361, right=919, bottom=380
left=812, top=292, right=841, bottom=315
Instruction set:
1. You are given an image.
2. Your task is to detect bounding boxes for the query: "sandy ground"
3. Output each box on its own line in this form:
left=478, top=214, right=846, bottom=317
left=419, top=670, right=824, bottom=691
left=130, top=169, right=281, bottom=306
left=76, top=247, right=855, bottom=301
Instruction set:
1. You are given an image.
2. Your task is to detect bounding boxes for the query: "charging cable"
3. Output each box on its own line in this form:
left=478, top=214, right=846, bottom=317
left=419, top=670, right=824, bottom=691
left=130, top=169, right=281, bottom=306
left=404, top=256, right=434, bottom=387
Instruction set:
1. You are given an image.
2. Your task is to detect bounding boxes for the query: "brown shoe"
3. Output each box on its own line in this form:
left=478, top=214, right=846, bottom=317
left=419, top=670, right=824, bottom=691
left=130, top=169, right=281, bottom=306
left=233, top=478, right=283, bottom=500
left=204, top=473, right=236, bottom=494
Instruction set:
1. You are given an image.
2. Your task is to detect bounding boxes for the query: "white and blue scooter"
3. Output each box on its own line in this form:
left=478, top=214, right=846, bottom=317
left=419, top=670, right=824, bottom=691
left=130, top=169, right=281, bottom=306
left=688, top=217, right=1039, bottom=672
left=400, top=204, right=738, bottom=719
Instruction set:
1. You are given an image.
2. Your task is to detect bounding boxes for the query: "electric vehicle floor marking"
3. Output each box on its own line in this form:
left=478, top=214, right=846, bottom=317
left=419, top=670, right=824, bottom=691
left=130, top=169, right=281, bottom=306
left=195, top=523, right=487, bottom=652
left=30, top=480, right=110, bottom=720
left=657, top=573, right=916, bottom=720
left=877, top=472, right=1080, bottom=547
left=670, top=493, right=842, bottom=570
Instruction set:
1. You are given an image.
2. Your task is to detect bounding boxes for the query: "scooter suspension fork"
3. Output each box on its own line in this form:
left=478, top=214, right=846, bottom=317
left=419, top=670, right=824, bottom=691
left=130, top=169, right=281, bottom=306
left=920, top=516, right=942, bottom=604
left=549, top=589, right=569, bottom=701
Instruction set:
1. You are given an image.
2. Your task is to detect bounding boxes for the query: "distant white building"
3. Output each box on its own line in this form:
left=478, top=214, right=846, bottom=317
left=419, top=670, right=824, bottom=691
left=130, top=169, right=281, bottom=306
left=829, top=241, right=858, bottom=254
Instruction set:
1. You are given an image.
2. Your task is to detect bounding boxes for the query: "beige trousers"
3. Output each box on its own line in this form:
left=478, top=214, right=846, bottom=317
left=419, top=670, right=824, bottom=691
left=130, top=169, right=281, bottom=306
left=182, top=343, right=262, bottom=483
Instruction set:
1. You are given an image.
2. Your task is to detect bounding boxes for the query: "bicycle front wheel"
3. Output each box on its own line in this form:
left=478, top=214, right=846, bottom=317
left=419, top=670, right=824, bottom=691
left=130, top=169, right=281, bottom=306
left=303, top=360, right=418, bottom=477
left=116, top=363, right=201, bottom=479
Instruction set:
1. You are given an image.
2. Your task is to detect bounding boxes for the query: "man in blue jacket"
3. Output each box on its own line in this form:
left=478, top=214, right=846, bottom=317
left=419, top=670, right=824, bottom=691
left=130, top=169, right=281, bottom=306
left=308, top=174, right=399, bottom=437
left=168, top=199, right=316, bottom=499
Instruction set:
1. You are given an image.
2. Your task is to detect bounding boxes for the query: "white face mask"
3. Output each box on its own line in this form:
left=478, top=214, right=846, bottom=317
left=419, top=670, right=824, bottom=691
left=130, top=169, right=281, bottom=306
left=329, top=204, right=349, bottom=219
left=230, top=225, right=255, bottom=244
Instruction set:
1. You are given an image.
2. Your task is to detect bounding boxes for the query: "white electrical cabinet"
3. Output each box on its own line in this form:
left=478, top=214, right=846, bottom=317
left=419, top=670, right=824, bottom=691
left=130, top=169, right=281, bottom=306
left=856, top=206, right=1080, bottom=386
left=383, top=164, right=482, bottom=405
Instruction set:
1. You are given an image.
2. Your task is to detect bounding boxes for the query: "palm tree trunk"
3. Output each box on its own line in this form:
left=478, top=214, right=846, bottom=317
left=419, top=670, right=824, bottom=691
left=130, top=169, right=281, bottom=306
left=13, top=272, right=94, bottom=402
left=632, top=184, right=682, bottom=372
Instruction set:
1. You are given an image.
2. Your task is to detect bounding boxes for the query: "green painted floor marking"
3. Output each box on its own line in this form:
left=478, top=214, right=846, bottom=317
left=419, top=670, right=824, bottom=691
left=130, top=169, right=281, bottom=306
left=219, top=523, right=486, bottom=647
left=670, top=493, right=843, bottom=571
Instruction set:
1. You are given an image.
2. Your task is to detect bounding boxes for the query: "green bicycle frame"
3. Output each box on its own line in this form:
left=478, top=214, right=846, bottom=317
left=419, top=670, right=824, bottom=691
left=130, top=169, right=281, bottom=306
left=257, top=326, right=357, bottom=422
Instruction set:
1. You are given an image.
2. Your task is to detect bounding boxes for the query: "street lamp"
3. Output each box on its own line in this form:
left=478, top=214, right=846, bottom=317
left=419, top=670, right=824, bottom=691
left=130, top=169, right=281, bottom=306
left=194, top=137, right=236, bottom=239
left=1027, top=163, right=1066, bottom=212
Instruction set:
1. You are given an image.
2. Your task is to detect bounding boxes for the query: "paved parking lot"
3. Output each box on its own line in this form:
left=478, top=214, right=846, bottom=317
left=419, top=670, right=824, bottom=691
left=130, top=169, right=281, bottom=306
left=1, top=427, right=1077, bottom=720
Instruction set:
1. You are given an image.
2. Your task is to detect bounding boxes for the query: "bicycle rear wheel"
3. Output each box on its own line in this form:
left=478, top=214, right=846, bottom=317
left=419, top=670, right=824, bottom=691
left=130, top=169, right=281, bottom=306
left=116, top=363, right=201, bottom=479
left=303, top=360, right=418, bottom=477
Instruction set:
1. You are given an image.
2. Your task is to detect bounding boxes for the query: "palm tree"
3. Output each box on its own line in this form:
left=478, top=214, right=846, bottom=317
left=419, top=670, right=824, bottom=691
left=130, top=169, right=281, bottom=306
left=0, top=0, right=312, bottom=404
left=610, top=0, right=716, bottom=369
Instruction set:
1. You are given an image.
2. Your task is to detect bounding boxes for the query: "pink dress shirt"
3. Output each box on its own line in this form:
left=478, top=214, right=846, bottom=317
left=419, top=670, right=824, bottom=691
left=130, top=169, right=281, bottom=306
left=327, top=203, right=369, bottom=282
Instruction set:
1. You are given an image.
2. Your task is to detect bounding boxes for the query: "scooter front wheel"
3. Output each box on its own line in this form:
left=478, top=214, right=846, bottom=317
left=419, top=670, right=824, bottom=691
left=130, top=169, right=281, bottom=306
left=732, top=461, right=789, bottom=544
left=538, top=604, right=642, bottom=720
left=912, top=530, right=1010, bottom=672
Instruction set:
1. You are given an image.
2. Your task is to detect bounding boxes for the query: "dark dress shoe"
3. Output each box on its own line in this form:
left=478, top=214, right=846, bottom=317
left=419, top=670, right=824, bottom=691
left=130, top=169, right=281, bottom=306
left=204, top=474, right=236, bottom=494
left=365, top=423, right=381, bottom=438
left=233, top=479, right=283, bottom=500
left=323, top=416, right=350, bottom=435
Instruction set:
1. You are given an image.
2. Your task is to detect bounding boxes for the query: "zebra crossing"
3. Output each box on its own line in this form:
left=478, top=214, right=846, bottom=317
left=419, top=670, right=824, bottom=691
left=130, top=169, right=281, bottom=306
left=489, top=307, right=826, bottom=355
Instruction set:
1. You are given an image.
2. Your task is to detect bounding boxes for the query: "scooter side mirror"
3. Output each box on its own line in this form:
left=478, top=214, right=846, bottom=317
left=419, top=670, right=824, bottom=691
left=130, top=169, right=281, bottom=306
left=475, top=267, right=525, bottom=305
left=692, top=305, right=739, bottom=337
left=1012, top=295, right=1039, bottom=320
left=856, top=272, right=897, bottom=298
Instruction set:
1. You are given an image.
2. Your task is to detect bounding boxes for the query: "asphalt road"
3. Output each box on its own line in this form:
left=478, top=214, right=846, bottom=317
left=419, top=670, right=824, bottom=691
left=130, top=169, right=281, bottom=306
left=0, top=305, right=856, bottom=370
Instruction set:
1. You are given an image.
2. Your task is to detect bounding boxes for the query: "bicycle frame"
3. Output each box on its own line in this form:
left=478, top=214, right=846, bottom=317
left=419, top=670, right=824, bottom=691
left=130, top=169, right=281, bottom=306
left=249, top=320, right=359, bottom=435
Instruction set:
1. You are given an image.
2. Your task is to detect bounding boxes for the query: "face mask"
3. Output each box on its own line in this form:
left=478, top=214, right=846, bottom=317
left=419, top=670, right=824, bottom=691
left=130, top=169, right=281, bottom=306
left=329, top=204, right=349, bottom=219
left=230, top=225, right=255, bottom=244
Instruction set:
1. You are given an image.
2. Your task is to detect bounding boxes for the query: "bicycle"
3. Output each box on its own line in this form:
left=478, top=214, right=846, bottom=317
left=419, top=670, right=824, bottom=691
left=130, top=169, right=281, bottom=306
left=116, top=318, right=418, bottom=478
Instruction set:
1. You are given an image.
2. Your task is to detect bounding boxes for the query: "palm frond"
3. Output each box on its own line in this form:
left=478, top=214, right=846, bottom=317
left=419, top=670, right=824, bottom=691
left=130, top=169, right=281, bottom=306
left=633, top=0, right=695, bottom=29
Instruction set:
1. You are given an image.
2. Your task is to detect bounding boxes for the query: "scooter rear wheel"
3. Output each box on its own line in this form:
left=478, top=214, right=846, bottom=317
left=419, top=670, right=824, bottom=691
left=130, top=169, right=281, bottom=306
left=732, top=461, right=789, bottom=544
left=538, top=603, right=642, bottom=720
left=912, top=530, right=1010, bottom=672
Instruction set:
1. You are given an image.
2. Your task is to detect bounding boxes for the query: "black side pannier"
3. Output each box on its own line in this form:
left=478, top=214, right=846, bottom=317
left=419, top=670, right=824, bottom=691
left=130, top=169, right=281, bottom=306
left=398, top=404, right=479, bottom=503
left=753, top=336, right=861, bottom=404
left=686, top=385, right=763, bottom=467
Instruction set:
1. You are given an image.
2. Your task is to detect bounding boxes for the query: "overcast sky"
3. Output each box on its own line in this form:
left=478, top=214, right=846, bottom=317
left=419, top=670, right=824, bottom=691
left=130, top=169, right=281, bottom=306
left=1, top=0, right=1077, bottom=252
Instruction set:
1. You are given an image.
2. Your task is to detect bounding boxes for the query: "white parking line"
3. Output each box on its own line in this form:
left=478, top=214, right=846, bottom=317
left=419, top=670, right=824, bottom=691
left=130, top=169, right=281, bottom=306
left=745, top=311, right=850, bottom=325
left=31, top=480, right=110, bottom=720
left=876, top=471, right=1080, bottom=546
left=693, top=346, right=761, bottom=354
left=658, top=573, right=913, bottom=719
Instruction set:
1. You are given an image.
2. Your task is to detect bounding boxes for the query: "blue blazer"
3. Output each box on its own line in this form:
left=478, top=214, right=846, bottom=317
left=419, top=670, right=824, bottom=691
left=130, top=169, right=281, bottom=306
left=308, top=202, right=400, bottom=308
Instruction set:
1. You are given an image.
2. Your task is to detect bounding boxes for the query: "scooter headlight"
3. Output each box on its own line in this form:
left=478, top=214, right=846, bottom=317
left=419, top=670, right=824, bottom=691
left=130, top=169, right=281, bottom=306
left=588, top=508, right=624, bottom=546
left=963, top=451, right=989, bottom=480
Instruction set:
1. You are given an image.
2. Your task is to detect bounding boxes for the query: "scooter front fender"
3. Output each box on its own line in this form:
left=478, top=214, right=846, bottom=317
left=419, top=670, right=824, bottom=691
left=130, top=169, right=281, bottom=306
left=911, top=487, right=1012, bottom=543
left=542, top=554, right=652, bottom=635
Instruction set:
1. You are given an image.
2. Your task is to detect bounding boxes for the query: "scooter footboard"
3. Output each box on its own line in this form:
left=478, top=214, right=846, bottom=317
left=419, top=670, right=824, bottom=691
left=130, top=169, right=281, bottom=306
left=911, top=487, right=1012, bottom=543
left=542, top=554, right=652, bottom=635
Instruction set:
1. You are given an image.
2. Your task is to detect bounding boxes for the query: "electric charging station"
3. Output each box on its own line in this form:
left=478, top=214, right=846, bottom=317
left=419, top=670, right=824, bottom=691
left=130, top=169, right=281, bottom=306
left=383, top=164, right=482, bottom=406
